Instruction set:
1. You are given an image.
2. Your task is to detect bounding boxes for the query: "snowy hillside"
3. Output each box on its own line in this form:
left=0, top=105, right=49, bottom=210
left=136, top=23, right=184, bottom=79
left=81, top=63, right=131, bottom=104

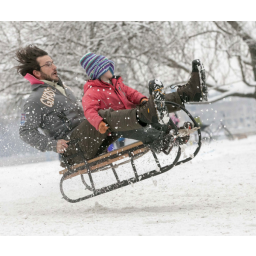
left=0, top=136, right=256, bottom=236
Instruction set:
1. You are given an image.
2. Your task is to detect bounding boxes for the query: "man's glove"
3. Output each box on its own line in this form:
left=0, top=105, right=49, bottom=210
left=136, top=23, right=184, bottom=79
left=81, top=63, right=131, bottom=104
left=57, top=139, right=69, bottom=153
left=98, top=121, right=109, bottom=134
left=140, top=98, right=148, bottom=105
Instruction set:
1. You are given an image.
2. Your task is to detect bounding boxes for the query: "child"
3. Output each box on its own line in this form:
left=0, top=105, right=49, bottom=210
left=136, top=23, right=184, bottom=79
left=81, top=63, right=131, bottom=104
left=80, top=52, right=149, bottom=134
left=79, top=53, right=205, bottom=154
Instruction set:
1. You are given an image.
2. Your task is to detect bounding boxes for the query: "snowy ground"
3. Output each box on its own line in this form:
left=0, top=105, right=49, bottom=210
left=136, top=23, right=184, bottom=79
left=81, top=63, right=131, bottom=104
left=0, top=135, right=256, bottom=236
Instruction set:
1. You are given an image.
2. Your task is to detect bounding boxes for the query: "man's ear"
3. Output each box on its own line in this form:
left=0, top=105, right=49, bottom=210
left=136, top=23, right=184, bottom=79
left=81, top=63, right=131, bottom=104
left=33, top=70, right=41, bottom=79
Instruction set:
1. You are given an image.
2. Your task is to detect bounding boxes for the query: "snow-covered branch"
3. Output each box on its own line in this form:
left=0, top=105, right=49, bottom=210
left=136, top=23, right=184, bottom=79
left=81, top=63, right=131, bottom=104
left=190, top=89, right=256, bottom=104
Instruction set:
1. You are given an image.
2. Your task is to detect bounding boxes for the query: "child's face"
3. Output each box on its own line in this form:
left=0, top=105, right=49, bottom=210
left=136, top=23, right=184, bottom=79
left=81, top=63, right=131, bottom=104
left=100, top=70, right=113, bottom=80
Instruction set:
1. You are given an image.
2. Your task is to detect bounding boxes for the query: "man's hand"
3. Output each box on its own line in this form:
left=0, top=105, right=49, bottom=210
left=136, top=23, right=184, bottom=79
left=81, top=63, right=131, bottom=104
left=140, top=98, right=148, bottom=105
left=98, top=121, right=109, bottom=134
left=57, top=139, right=69, bottom=153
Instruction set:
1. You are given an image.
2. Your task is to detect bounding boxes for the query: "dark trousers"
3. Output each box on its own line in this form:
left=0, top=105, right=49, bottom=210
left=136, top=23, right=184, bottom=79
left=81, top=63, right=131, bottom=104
left=116, top=127, right=163, bottom=144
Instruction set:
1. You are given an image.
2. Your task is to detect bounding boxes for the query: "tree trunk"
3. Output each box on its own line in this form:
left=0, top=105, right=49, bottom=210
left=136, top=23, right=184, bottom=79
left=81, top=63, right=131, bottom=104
left=227, top=21, right=256, bottom=98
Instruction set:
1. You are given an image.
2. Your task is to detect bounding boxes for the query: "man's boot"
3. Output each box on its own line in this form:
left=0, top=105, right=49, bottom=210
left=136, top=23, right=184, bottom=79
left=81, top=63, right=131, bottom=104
left=177, top=59, right=208, bottom=103
left=148, top=79, right=169, bottom=124
left=137, top=79, right=181, bottom=126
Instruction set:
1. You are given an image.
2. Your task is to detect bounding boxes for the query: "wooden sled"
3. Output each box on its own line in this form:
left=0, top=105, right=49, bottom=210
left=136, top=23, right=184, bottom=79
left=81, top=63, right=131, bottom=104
left=59, top=102, right=203, bottom=203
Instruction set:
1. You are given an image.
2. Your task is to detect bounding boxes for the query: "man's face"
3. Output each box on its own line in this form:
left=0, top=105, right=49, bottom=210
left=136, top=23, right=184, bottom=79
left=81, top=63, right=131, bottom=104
left=36, top=55, right=59, bottom=82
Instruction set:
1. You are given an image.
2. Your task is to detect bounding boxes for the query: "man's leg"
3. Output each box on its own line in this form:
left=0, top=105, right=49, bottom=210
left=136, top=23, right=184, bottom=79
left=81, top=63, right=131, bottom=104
left=116, top=126, right=163, bottom=145
left=145, top=59, right=207, bottom=124
left=164, top=91, right=183, bottom=112
left=97, top=95, right=183, bottom=134
left=61, top=119, right=113, bottom=165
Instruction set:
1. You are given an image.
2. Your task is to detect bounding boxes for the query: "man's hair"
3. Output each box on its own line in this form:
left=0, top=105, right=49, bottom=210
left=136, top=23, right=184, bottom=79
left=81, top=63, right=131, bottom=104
left=15, top=45, right=48, bottom=76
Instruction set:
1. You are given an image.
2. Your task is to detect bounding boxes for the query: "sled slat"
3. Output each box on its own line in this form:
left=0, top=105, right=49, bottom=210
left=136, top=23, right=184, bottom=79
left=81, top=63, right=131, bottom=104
left=59, top=162, right=84, bottom=174
left=131, top=147, right=147, bottom=156
left=90, top=154, right=129, bottom=170
left=62, top=153, right=129, bottom=178
left=60, top=141, right=144, bottom=175
left=64, top=169, right=88, bottom=180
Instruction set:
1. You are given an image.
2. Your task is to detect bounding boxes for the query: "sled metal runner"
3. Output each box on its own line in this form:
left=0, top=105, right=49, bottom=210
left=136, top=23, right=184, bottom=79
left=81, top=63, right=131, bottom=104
left=59, top=101, right=202, bottom=203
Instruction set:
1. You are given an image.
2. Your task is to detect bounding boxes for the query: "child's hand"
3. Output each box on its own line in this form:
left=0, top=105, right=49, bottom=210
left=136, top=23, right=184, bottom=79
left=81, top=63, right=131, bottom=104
left=98, top=121, right=109, bottom=134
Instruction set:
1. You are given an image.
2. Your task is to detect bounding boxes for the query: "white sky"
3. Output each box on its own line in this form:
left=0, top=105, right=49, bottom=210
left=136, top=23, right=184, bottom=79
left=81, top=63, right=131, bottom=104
left=1, top=1, right=255, bottom=21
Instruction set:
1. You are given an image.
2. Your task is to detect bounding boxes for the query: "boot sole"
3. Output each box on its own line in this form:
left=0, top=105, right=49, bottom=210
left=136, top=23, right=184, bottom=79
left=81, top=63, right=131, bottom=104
left=196, top=62, right=208, bottom=102
left=150, top=79, right=169, bottom=125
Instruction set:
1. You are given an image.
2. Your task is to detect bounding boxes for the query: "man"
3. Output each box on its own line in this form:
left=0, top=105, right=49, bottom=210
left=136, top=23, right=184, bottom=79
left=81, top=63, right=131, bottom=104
left=16, top=45, right=85, bottom=155
left=16, top=45, right=206, bottom=166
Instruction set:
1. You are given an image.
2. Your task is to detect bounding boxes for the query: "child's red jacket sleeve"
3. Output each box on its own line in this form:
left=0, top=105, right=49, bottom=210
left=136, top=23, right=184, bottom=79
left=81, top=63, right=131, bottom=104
left=82, top=92, right=103, bottom=130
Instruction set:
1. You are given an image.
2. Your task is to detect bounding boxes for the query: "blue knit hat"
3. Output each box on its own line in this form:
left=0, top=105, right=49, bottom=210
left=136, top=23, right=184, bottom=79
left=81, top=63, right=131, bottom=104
left=79, top=52, right=115, bottom=80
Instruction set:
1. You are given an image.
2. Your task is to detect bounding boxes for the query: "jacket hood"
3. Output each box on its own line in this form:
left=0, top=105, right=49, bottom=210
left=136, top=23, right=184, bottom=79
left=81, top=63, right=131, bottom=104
left=24, top=73, right=44, bottom=85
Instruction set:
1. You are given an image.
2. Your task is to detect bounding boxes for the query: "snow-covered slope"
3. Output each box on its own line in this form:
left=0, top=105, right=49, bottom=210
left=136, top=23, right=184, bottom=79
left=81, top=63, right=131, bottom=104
left=0, top=136, right=256, bottom=235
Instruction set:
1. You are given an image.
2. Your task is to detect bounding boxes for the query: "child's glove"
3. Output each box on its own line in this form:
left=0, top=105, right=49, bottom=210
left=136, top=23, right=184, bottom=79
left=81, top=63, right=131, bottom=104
left=98, top=121, right=109, bottom=134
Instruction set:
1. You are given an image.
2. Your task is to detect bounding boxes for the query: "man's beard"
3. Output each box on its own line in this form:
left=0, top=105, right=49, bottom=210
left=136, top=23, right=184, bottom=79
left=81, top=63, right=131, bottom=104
left=40, top=70, right=59, bottom=82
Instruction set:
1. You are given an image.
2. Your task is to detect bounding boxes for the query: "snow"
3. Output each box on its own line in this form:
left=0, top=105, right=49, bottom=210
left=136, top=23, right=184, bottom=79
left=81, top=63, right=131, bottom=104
left=0, top=136, right=256, bottom=236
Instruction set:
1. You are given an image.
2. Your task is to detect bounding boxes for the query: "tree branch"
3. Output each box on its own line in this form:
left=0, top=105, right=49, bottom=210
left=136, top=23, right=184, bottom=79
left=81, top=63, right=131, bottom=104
left=0, top=80, right=24, bottom=93
left=237, top=56, right=254, bottom=86
left=187, top=30, right=223, bottom=39
left=227, top=21, right=252, bottom=41
left=213, top=21, right=233, bottom=35
left=189, top=90, right=256, bottom=104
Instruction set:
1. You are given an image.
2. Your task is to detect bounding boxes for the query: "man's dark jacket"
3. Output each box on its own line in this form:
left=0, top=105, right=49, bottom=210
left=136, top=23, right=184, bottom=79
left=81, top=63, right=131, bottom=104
left=19, top=74, right=85, bottom=152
